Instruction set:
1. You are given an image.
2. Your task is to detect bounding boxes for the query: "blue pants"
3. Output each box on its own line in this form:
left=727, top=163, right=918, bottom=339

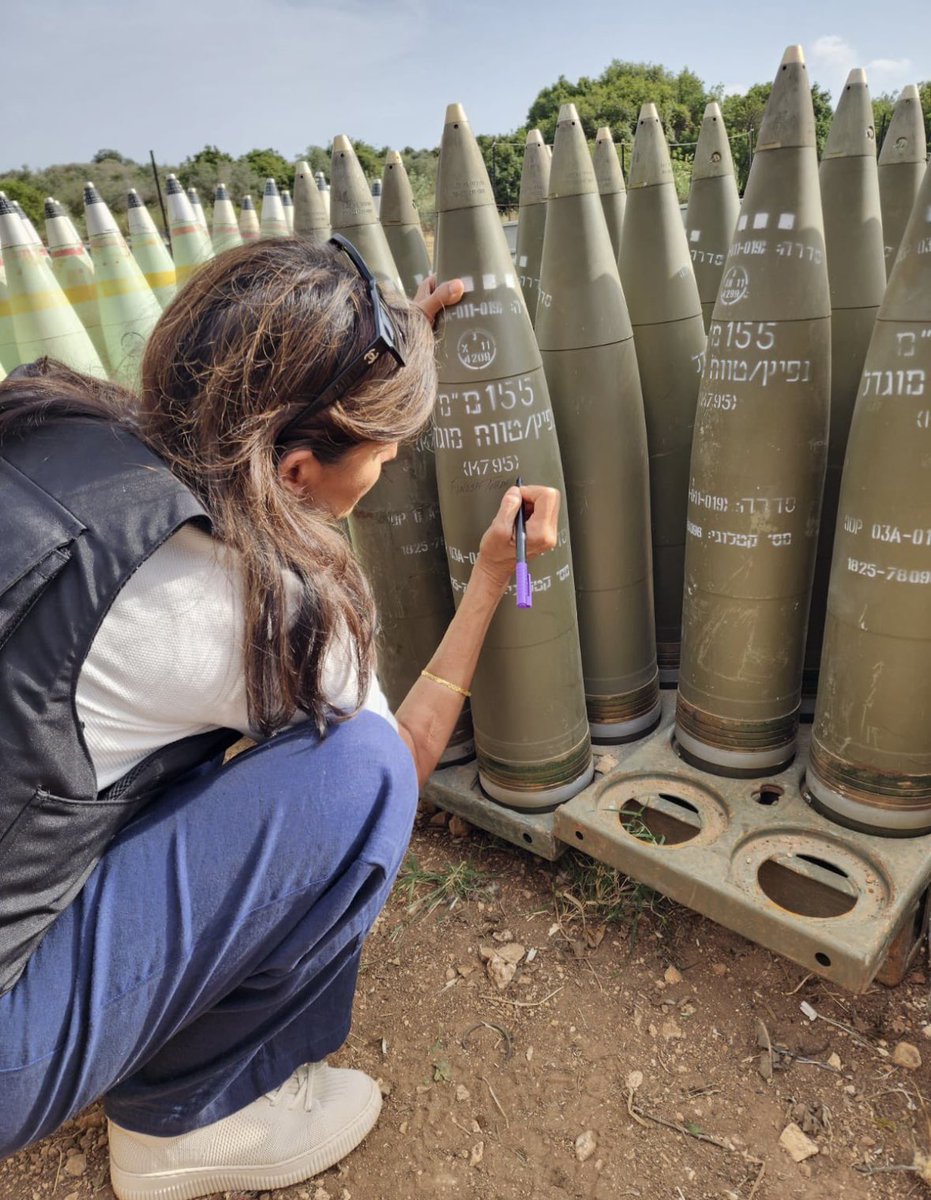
left=0, top=712, right=417, bottom=1155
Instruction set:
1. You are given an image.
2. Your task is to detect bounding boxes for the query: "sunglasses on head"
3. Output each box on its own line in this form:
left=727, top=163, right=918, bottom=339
left=278, top=234, right=406, bottom=441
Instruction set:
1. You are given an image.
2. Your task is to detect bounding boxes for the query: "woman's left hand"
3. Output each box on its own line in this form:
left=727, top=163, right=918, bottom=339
left=413, top=275, right=464, bottom=327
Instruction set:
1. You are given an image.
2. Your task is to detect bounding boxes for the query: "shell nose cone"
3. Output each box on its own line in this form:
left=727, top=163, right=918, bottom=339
left=165, top=175, right=183, bottom=195
left=845, top=67, right=868, bottom=85
left=782, top=43, right=805, bottom=65
left=333, top=134, right=353, bottom=154
left=444, top=102, right=468, bottom=125
left=264, top=177, right=280, bottom=195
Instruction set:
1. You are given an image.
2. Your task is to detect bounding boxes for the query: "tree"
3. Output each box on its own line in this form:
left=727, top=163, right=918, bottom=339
left=721, top=79, right=834, bottom=190
left=0, top=175, right=46, bottom=225
left=476, top=133, right=525, bottom=212
left=526, top=61, right=713, bottom=147
left=92, top=148, right=127, bottom=164
left=239, top=148, right=292, bottom=191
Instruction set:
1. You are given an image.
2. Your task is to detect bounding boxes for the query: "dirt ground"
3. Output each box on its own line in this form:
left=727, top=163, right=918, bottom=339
left=3, top=811, right=931, bottom=1200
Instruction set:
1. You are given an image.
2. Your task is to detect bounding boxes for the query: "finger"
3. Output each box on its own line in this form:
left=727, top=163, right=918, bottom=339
left=412, top=274, right=436, bottom=306
left=414, top=277, right=465, bottom=326
left=495, top=485, right=523, bottom=532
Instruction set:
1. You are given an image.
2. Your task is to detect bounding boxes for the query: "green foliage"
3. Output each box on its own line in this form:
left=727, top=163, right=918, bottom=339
left=0, top=176, right=47, bottom=225
left=527, top=60, right=714, bottom=146
left=720, top=80, right=835, bottom=190
left=476, top=133, right=525, bottom=212
left=92, top=148, right=126, bottom=164
left=241, top=148, right=291, bottom=190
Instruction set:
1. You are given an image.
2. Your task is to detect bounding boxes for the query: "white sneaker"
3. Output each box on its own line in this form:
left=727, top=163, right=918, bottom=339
left=108, top=1061, right=382, bottom=1200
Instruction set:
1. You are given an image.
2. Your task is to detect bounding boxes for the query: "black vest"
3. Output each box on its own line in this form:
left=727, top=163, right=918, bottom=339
left=0, top=418, right=239, bottom=996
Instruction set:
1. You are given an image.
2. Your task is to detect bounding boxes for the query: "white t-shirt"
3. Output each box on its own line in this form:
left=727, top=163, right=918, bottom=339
left=75, top=523, right=396, bottom=790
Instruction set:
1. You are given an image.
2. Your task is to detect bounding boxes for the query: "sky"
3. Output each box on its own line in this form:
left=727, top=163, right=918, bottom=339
left=4, top=0, right=930, bottom=171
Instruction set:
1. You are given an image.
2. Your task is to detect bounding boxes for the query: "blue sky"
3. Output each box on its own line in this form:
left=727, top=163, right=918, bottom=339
left=4, top=0, right=930, bottom=170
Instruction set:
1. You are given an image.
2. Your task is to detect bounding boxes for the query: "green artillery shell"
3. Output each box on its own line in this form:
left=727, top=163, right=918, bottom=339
left=281, top=188, right=294, bottom=233
left=293, top=162, right=330, bottom=242
left=536, top=103, right=660, bottom=742
left=514, top=129, right=550, bottom=326
left=45, top=198, right=109, bottom=367
left=348, top=425, right=475, bottom=766
left=0, top=257, right=21, bottom=373
left=685, top=102, right=741, bottom=331
left=330, top=136, right=403, bottom=292
left=808, top=160, right=931, bottom=834
left=84, top=183, right=161, bottom=387
left=239, top=194, right=260, bottom=242
left=433, top=102, right=592, bottom=809
left=166, top=175, right=214, bottom=284
left=878, top=85, right=927, bottom=267
left=619, top=103, right=707, bottom=684
left=804, top=69, right=886, bottom=705
left=186, top=188, right=209, bottom=240
left=260, top=177, right=290, bottom=239
left=315, top=171, right=332, bottom=218
left=210, top=184, right=243, bottom=255
left=380, top=150, right=431, bottom=299
left=593, top=126, right=627, bottom=262
left=0, top=194, right=107, bottom=377
left=675, top=46, right=831, bottom=776
left=127, top=189, right=177, bottom=308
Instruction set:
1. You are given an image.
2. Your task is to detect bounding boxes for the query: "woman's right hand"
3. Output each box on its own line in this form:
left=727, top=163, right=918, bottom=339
left=475, top=483, right=561, bottom=591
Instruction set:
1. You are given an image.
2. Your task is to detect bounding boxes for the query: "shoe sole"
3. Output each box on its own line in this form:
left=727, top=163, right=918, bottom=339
left=109, top=1081, right=382, bottom=1200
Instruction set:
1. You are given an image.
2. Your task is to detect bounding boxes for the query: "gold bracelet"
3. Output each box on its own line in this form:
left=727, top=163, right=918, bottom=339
left=420, top=669, right=471, bottom=698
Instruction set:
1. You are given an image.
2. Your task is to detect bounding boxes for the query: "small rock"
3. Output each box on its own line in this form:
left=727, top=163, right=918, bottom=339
left=779, top=1123, right=819, bottom=1163
left=376, top=1077, right=392, bottom=1097
left=314, top=1188, right=331, bottom=1200
left=63, top=1193, right=79, bottom=1200
left=827, top=1052, right=842, bottom=1070
left=892, top=1041, right=922, bottom=1070
left=428, top=810, right=449, bottom=827
left=921, top=1024, right=931, bottom=1041
left=711, top=962, right=727, bottom=976
left=64, top=1154, right=86, bottom=1177
left=456, top=964, right=474, bottom=977
left=526, top=1046, right=534, bottom=1062
left=448, top=815, right=472, bottom=838
left=661, top=1017, right=683, bottom=1041
left=399, top=1121, right=408, bottom=1134
left=456, top=1084, right=471, bottom=1102
left=492, top=929, right=514, bottom=943
left=470, top=1118, right=482, bottom=1133
left=625, top=1070, right=643, bottom=1092
left=340, top=1190, right=351, bottom=1200
left=574, top=1130, right=598, bottom=1163
left=469, top=1141, right=484, bottom=1167
left=478, top=944, right=496, bottom=961
left=664, top=966, right=683, bottom=986
left=496, top=942, right=525, bottom=965
left=486, top=954, right=517, bottom=990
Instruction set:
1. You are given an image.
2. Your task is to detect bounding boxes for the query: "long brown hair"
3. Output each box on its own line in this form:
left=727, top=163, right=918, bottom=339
left=0, top=238, right=437, bottom=734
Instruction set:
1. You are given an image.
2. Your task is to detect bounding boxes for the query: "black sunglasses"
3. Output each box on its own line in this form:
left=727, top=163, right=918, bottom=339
left=278, top=235, right=406, bottom=442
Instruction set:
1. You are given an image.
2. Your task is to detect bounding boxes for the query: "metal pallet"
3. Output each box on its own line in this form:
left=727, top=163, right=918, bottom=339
left=424, top=693, right=931, bottom=992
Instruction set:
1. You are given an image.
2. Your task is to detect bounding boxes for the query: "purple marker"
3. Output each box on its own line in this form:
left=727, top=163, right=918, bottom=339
left=514, top=475, right=532, bottom=609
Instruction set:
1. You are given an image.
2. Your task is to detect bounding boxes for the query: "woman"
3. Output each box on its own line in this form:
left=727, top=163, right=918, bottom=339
left=0, top=236, right=559, bottom=1199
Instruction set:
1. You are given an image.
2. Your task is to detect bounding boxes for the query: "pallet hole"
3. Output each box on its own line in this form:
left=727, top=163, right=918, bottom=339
left=521, top=833, right=533, bottom=845
left=619, top=792, right=702, bottom=846
left=815, top=952, right=832, bottom=967
left=752, top=784, right=783, bottom=806
left=757, top=853, right=858, bottom=918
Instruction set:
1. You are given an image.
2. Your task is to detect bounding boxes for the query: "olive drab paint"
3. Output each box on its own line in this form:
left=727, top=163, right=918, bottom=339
left=619, top=103, right=707, bottom=685
left=127, top=189, right=177, bottom=309
left=808, top=159, right=931, bottom=835
left=44, top=198, right=109, bottom=368
left=210, top=184, right=243, bottom=255
left=685, top=102, right=741, bottom=331
left=592, top=126, right=627, bottom=262
left=432, top=102, right=592, bottom=809
left=514, top=129, right=550, bottom=326
left=83, top=183, right=162, bottom=387
left=329, top=136, right=403, bottom=292
left=292, top=161, right=330, bottom=242
left=878, top=85, right=927, bottom=267
left=804, top=69, right=886, bottom=705
left=536, top=103, right=659, bottom=743
left=379, top=151, right=431, bottom=299
left=675, top=46, right=831, bottom=776
left=0, top=194, right=107, bottom=378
